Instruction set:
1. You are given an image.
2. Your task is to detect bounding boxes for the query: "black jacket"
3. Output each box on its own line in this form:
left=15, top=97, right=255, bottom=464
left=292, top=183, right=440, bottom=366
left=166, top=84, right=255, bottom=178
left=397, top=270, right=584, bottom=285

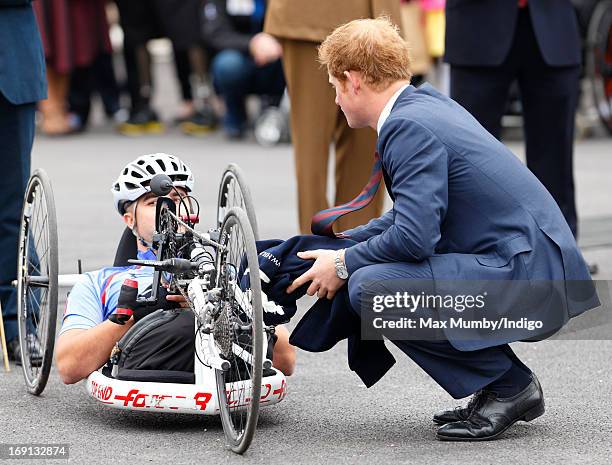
left=202, top=0, right=266, bottom=53
left=444, top=0, right=581, bottom=66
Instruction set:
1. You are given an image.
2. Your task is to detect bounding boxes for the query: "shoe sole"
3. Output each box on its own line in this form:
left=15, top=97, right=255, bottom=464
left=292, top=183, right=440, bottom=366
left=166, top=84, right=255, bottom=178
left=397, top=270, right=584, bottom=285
left=15, top=358, right=42, bottom=368
left=179, top=122, right=216, bottom=135
left=433, top=417, right=461, bottom=426
left=117, top=122, right=165, bottom=136
left=435, top=403, right=545, bottom=441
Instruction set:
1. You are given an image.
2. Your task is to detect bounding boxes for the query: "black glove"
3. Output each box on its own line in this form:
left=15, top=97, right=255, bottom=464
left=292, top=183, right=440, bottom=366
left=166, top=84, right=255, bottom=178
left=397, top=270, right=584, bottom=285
left=109, top=279, right=183, bottom=325
left=132, top=285, right=183, bottom=321
left=108, top=279, right=139, bottom=325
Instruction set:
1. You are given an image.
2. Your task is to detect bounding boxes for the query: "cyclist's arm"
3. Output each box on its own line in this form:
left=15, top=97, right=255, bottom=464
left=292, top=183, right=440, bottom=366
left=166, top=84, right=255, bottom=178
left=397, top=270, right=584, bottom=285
left=55, top=319, right=134, bottom=384
left=56, top=273, right=131, bottom=384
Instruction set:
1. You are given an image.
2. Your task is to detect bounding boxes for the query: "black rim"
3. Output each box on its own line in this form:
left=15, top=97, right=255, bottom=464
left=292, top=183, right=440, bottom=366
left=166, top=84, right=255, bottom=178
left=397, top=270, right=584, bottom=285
left=17, top=170, right=58, bottom=395
left=217, top=165, right=259, bottom=240
left=215, top=208, right=262, bottom=454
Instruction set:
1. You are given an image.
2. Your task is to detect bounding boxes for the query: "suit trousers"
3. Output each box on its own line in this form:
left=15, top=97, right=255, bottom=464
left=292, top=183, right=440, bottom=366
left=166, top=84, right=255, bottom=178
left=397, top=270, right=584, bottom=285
left=347, top=260, right=532, bottom=399
left=0, top=92, right=35, bottom=342
left=279, top=39, right=384, bottom=234
left=450, top=7, right=580, bottom=236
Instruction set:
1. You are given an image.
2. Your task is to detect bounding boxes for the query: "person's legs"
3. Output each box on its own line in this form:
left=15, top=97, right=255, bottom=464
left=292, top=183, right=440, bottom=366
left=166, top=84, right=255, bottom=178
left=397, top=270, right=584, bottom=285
left=450, top=65, right=514, bottom=139
left=171, top=45, right=196, bottom=124
left=115, top=0, right=163, bottom=134
left=516, top=9, right=580, bottom=237
left=280, top=39, right=339, bottom=234
left=173, top=46, right=194, bottom=104
left=252, top=58, right=286, bottom=106
left=68, top=65, right=93, bottom=129
left=92, top=52, right=121, bottom=119
left=348, top=262, right=532, bottom=399
left=211, top=50, right=254, bottom=136
left=38, top=66, right=72, bottom=135
left=0, top=94, right=35, bottom=350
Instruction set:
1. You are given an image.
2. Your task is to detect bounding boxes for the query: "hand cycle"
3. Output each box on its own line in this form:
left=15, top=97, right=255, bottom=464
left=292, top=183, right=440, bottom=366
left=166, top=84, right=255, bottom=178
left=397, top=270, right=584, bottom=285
left=13, top=166, right=285, bottom=455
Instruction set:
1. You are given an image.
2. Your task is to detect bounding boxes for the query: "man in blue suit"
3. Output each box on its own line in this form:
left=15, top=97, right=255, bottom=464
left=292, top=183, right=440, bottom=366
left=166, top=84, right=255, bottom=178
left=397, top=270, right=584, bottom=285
left=287, top=17, right=599, bottom=441
left=445, top=0, right=582, bottom=238
left=0, top=0, right=46, bottom=362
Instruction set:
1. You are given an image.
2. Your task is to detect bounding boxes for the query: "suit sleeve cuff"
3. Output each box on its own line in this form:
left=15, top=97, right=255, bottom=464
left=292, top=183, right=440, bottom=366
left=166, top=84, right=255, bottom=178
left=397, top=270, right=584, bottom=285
left=344, top=245, right=362, bottom=276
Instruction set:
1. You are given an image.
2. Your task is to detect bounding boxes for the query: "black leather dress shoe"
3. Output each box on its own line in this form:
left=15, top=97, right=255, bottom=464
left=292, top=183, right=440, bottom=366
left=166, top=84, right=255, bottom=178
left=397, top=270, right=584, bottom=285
left=436, top=374, right=545, bottom=441
left=433, top=390, right=489, bottom=425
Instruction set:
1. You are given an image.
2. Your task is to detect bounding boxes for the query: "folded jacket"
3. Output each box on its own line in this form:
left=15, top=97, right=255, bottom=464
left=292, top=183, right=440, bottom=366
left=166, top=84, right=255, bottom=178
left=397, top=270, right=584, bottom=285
left=242, top=235, right=396, bottom=387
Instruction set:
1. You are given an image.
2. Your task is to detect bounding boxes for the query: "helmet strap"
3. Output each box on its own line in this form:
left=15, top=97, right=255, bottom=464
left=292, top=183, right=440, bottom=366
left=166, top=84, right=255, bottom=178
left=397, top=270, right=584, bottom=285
left=130, top=200, right=156, bottom=251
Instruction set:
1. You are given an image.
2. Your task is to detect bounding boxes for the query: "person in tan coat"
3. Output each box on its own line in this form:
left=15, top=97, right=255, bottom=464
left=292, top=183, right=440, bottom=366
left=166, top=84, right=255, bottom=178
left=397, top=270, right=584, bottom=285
left=264, top=0, right=402, bottom=234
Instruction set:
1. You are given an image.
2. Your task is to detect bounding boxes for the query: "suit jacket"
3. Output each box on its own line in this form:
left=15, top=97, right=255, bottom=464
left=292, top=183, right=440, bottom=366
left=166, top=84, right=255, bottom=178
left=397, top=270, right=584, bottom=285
left=444, top=0, right=581, bottom=66
left=264, top=0, right=401, bottom=43
left=343, top=83, right=599, bottom=350
left=0, top=0, right=46, bottom=104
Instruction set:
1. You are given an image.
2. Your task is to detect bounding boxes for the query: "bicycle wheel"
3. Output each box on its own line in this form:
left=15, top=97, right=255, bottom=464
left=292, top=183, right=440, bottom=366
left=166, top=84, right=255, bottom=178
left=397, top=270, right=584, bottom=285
left=217, top=164, right=260, bottom=240
left=587, top=0, right=612, bottom=134
left=16, top=169, right=59, bottom=395
left=215, top=207, right=263, bottom=454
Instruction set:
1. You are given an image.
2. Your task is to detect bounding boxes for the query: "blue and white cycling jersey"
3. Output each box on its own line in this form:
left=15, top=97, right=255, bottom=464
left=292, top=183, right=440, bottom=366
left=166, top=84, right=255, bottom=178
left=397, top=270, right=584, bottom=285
left=60, top=249, right=157, bottom=335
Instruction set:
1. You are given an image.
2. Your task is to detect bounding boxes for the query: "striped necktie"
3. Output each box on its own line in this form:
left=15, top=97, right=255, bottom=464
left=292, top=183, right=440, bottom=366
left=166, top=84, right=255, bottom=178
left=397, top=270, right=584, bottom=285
left=311, top=152, right=390, bottom=237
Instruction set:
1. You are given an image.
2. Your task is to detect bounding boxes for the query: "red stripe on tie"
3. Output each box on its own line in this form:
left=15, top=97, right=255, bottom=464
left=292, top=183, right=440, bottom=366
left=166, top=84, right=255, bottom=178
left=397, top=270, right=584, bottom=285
left=311, top=152, right=384, bottom=237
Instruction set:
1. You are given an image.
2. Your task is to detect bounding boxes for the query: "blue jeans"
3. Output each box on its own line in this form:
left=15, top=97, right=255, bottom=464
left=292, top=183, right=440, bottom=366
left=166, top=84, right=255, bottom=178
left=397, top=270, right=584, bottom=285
left=0, top=93, right=35, bottom=342
left=211, top=50, right=285, bottom=132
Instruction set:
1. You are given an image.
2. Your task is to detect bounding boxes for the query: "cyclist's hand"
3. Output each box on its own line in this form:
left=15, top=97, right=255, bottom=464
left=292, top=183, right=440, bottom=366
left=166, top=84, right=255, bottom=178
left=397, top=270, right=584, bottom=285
left=165, top=293, right=189, bottom=308
left=131, top=286, right=183, bottom=319
left=109, top=279, right=139, bottom=325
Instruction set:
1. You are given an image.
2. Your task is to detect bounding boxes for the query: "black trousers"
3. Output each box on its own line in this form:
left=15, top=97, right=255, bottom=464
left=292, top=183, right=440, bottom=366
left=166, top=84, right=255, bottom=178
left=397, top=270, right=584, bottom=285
left=0, top=93, right=35, bottom=342
left=450, top=7, right=580, bottom=236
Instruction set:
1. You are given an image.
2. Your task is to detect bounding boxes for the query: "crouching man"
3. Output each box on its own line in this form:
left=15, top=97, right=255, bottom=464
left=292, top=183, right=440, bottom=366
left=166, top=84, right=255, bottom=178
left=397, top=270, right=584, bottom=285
left=287, top=18, right=599, bottom=441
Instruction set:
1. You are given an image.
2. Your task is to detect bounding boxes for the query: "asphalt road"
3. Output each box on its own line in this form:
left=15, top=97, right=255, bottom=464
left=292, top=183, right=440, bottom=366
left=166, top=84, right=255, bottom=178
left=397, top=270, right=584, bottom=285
left=1, top=118, right=611, bottom=464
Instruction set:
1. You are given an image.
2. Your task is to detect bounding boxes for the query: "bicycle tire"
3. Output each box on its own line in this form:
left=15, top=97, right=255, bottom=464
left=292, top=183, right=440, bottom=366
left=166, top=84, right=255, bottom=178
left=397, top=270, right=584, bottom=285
left=215, top=207, right=263, bottom=454
left=17, top=169, right=59, bottom=395
left=216, top=164, right=260, bottom=240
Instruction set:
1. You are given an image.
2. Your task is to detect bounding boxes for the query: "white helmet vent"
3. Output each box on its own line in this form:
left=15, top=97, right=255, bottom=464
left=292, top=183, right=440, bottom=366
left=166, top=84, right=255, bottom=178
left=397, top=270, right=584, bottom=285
left=111, top=153, right=195, bottom=213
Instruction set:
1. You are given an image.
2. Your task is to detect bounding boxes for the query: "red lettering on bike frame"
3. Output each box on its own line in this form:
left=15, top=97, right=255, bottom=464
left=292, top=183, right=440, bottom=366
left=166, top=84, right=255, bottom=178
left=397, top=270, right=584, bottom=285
left=260, top=384, right=272, bottom=401
left=194, top=392, right=213, bottom=411
left=115, top=389, right=141, bottom=407
left=273, top=380, right=287, bottom=400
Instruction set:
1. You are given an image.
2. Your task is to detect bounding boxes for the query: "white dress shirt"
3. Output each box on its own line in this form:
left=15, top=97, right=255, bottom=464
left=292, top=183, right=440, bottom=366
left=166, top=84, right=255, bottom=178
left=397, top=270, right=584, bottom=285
left=376, top=83, right=410, bottom=134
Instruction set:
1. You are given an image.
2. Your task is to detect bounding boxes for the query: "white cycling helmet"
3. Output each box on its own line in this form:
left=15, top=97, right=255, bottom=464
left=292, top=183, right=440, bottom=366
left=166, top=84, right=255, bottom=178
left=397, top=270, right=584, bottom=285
left=111, top=153, right=195, bottom=214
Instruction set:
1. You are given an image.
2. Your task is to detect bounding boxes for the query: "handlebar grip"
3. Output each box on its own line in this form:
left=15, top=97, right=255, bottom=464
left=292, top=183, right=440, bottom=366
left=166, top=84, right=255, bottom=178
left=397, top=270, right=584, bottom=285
left=109, top=279, right=138, bottom=325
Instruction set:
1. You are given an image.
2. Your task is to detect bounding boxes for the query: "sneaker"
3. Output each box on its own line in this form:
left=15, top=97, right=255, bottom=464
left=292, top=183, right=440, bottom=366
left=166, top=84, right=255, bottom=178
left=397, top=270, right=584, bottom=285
left=117, top=107, right=164, bottom=136
left=178, top=106, right=218, bottom=135
left=7, top=335, right=43, bottom=367
left=254, top=107, right=288, bottom=146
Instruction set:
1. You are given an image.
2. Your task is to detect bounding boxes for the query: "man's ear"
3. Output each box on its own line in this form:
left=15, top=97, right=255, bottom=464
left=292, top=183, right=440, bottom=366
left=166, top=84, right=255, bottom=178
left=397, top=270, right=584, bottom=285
left=123, top=210, right=135, bottom=230
left=343, top=70, right=361, bottom=94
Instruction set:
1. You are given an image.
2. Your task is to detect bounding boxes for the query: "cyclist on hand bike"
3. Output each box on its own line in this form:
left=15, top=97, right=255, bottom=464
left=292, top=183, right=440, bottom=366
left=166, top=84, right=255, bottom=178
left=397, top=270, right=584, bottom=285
left=55, top=153, right=296, bottom=384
